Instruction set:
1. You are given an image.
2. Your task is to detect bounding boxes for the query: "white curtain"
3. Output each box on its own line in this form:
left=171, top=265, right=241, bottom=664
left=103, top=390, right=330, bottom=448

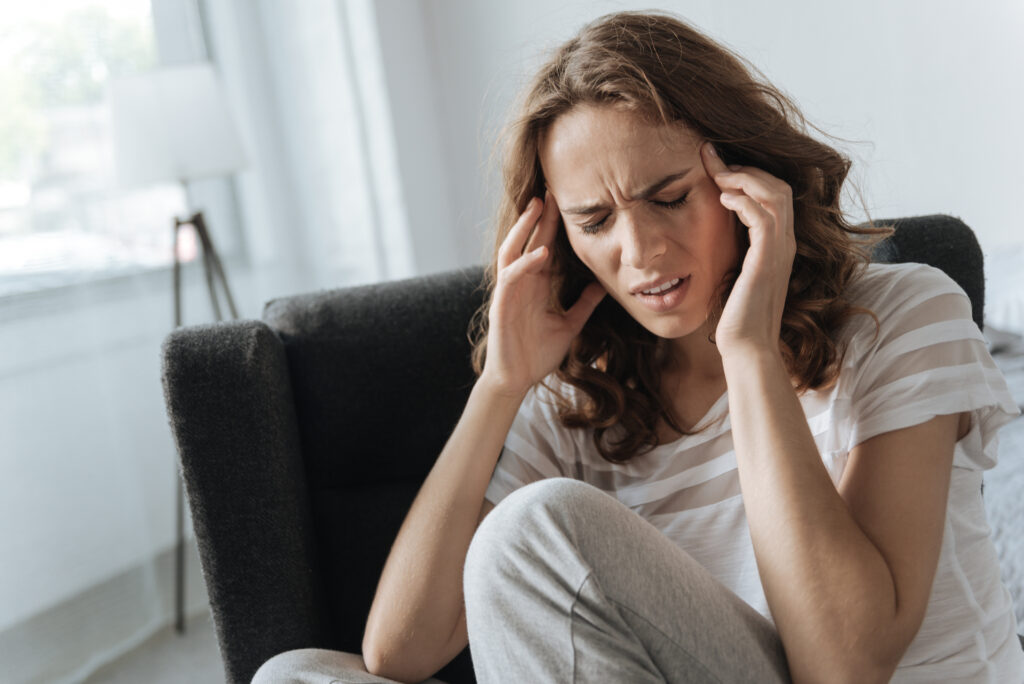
left=205, top=0, right=416, bottom=295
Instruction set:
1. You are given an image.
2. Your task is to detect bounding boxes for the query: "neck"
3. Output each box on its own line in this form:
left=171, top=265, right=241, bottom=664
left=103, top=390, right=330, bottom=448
left=666, top=320, right=725, bottom=382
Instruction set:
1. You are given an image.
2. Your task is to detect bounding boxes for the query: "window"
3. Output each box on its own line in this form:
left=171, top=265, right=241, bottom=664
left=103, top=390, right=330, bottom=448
left=0, top=1, right=190, bottom=299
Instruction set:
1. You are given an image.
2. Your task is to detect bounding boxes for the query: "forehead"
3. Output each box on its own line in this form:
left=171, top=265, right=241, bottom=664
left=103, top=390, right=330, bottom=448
left=538, top=105, right=701, bottom=197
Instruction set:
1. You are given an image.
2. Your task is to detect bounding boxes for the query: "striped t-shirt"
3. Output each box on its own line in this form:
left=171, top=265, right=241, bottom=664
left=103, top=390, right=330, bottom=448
left=484, top=262, right=1024, bottom=683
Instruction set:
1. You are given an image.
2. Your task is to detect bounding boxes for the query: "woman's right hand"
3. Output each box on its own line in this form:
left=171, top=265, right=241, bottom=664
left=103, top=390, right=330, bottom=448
left=481, top=191, right=606, bottom=398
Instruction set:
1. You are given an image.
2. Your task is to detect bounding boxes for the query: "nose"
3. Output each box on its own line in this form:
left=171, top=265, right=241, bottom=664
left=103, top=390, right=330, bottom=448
left=618, top=213, right=667, bottom=269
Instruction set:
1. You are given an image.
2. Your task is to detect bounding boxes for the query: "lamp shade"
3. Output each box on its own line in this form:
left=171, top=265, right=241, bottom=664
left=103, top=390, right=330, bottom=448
left=108, top=63, right=246, bottom=188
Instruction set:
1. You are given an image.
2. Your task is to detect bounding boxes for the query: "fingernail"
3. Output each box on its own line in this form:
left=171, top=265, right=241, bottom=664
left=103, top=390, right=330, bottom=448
left=728, top=164, right=741, bottom=171
left=705, top=143, right=718, bottom=157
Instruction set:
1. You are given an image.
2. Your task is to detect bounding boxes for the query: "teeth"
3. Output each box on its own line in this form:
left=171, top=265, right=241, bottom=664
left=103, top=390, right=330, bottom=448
left=641, top=278, right=680, bottom=295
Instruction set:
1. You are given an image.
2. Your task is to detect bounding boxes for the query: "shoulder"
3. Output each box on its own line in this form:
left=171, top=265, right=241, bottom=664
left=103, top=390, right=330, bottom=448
left=840, top=262, right=974, bottom=349
left=834, top=262, right=1017, bottom=464
left=844, top=262, right=969, bottom=314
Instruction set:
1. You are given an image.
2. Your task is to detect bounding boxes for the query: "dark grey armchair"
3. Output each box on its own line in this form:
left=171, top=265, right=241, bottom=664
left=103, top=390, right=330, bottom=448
left=161, top=215, right=990, bottom=684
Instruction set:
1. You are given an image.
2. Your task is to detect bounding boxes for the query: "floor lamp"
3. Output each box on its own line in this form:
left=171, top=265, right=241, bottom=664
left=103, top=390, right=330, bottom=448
left=109, top=63, right=246, bottom=634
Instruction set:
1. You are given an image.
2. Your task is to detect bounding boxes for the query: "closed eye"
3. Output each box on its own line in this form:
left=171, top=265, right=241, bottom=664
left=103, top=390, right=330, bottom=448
left=579, top=191, right=690, bottom=235
left=652, top=191, right=690, bottom=210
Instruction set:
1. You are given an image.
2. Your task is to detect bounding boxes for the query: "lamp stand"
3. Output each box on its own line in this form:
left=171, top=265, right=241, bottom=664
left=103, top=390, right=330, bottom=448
left=172, top=210, right=238, bottom=634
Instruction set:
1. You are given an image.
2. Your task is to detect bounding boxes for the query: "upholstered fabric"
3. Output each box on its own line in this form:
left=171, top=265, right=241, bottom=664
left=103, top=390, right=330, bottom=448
left=161, top=321, right=331, bottom=683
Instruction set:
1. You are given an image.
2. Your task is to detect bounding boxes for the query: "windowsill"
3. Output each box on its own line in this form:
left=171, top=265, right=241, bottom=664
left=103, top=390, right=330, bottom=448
left=0, top=254, right=265, bottom=381
left=0, top=254, right=366, bottom=381
left=0, top=254, right=251, bottom=325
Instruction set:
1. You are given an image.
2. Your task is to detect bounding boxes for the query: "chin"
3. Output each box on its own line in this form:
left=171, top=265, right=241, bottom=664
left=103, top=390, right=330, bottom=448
left=635, top=314, right=707, bottom=341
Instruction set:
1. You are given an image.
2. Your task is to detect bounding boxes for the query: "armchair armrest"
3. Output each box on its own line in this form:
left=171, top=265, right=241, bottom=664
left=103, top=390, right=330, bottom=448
left=161, top=320, right=329, bottom=684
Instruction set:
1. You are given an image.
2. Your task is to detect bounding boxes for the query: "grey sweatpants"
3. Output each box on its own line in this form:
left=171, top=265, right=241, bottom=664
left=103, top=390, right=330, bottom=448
left=252, top=477, right=791, bottom=683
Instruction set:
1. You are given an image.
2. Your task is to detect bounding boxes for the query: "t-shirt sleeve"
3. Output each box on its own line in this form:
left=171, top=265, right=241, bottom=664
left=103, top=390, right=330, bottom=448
left=484, top=380, right=578, bottom=506
left=846, top=264, right=1020, bottom=469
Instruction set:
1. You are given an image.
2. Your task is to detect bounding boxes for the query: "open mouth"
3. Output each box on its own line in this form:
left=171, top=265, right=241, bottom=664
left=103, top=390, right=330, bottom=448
left=638, top=276, right=687, bottom=297
left=633, top=275, right=690, bottom=312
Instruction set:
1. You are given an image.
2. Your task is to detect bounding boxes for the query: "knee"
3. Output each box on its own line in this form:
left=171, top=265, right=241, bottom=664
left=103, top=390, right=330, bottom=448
left=469, top=478, right=584, bottom=545
left=251, top=648, right=367, bottom=684
left=464, top=478, right=597, bottom=585
left=251, top=648, right=319, bottom=684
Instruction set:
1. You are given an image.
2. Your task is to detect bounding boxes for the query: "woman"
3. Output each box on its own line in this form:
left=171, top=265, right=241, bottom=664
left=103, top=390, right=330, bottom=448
left=254, top=10, right=1023, bottom=684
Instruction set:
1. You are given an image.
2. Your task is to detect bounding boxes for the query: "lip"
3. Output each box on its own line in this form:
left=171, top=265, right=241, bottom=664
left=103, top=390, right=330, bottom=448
left=632, top=275, right=690, bottom=313
left=630, top=274, right=688, bottom=295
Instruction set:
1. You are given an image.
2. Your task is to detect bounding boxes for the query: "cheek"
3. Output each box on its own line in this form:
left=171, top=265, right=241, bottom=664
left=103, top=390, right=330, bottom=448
left=715, top=216, right=744, bottom=276
left=692, top=207, right=740, bottom=274
left=565, top=232, right=606, bottom=275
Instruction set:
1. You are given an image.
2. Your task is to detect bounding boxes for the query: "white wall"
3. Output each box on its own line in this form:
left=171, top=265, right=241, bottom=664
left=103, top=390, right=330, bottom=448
left=0, top=263, right=293, bottom=634
left=406, top=0, right=1024, bottom=266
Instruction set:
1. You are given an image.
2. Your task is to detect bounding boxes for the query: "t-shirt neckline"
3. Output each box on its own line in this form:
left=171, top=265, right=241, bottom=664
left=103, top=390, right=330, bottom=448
left=651, top=389, right=730, bottom=452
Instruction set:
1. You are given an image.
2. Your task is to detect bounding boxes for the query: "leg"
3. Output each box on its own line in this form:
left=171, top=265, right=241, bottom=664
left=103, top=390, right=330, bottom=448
left=250, top=649, right=449, bottom=684
left=463, top=478, right=791, bottom=683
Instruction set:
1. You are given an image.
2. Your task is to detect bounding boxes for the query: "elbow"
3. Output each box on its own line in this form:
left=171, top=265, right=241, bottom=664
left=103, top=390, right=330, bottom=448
left=792, top=659, right=894, bottom=684
left=360, top=648, right=410, bottom=683
left=361, top=629, right=382, bottom=673
left=851, top=649, right=902, bottom=684
left=360, top=635, right=383, bottom=676
left=361, top=636, right=432, bottom=684
left=790, top=638, right=903, bottom=684
left=788, top=600, right=920, bottom=684
left=831, top=665, right=894, bottom=684
left=360, top=636, right=400, bottom=682
left=830, top=663, right=897, bottom=684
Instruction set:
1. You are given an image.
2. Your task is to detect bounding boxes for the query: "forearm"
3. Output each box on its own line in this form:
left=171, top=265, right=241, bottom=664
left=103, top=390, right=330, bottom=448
left=723, top=348, right=899, bottom=681
left=362, top=375, right=523, bottom=676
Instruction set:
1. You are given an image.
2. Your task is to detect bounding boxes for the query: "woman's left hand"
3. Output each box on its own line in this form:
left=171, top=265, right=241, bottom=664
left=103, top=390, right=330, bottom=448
left=700, top=142, right=796, bottom=358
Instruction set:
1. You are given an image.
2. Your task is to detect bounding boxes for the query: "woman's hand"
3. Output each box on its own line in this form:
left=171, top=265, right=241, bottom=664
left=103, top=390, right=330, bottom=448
left=481, top=191, right=606, bottom=398
left=699, top=142, right=796, bottom=358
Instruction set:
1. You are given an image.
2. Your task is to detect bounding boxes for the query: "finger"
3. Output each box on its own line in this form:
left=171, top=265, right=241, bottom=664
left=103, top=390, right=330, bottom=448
left=712, top=167, right=792, bottom=207
left=498, top=198, right=544, bottom=270
left=564, top=281, right=607, bottom=332
left=526, top=190, right=560, bottom=253
left=700, top=141, right=730, bottom=178
left=701, top=143, right=792, bottom=204
left=499, top=244, right=549, bottom=285
left=719, top=192, right=774, bottom=232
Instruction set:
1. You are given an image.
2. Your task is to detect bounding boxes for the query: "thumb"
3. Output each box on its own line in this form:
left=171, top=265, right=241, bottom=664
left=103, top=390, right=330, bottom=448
left=565, top=281, right=606, bottom=332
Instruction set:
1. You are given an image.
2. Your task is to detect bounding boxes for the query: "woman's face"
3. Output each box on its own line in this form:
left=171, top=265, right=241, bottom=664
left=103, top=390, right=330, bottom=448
left=539, top=105, right=740, bottom=342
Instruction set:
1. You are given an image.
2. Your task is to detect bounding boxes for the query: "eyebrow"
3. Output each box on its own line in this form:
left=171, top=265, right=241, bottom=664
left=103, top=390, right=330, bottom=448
left=559, top=168, right=693, bottom=216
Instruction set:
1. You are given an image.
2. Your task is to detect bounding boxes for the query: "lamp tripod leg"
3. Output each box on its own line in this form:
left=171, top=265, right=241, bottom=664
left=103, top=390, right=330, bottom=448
left=170, top=210, right=240, bottom=637
left=173, top=218, right=186, bottom=636
left=175, top=472, right=186, bottom=634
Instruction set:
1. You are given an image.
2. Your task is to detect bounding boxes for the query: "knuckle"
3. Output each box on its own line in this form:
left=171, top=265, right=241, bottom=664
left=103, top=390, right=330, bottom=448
left=496, top=262, right=515, bottom=284
left=497, top=240, right=514, bottom=260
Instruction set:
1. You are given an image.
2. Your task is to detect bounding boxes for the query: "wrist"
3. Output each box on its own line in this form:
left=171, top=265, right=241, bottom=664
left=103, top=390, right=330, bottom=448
left=475, top=371, right=531, bottom=404
left=719, top=342, right=786, bottom=376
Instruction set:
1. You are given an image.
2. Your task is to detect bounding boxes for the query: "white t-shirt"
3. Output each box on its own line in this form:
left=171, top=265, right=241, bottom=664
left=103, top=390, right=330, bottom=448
left=484, top=262, right=1024, bottom=683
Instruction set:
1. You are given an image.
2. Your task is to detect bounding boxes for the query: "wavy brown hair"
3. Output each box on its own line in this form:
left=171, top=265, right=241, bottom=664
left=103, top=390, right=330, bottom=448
left=469, top=10, right=888, bottom=463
